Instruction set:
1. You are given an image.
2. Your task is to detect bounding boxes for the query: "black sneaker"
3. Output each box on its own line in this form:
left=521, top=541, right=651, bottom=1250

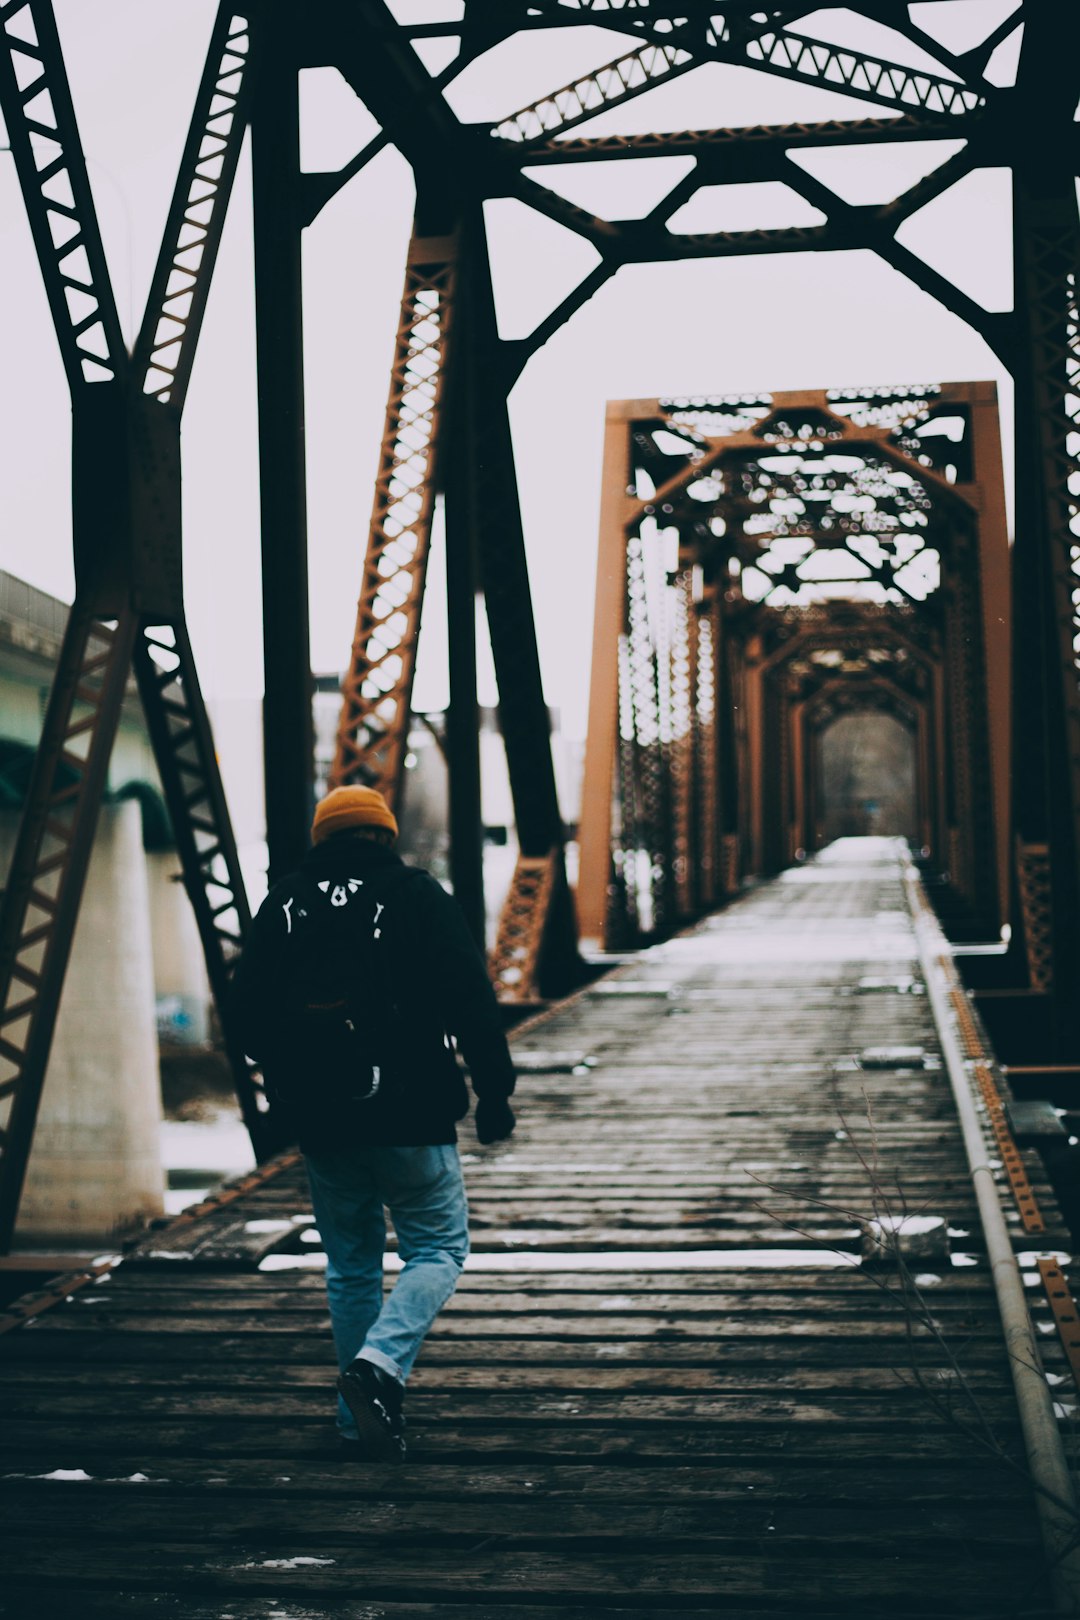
left=336, top=1359, right=406, bottom=1463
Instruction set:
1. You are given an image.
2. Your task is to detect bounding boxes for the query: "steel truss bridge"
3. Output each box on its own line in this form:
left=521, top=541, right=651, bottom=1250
left=0, top=1, right=1077, bottom=1251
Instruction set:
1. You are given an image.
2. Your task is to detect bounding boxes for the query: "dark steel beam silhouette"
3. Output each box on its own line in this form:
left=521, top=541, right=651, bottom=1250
left=0, top=3, right=268, bottom=1248
left=251, top=10, right=316, bottom=886
left=1006, top=8, right=1080, bottom=1057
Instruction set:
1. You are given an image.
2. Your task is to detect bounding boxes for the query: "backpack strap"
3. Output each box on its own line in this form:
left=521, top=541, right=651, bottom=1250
left=279, top=861, right=419, bottom=925
left=277, top=863, right=426, bottom=975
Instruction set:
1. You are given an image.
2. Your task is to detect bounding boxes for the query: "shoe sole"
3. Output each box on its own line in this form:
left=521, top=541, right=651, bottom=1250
left=336, top=1373, right=406, bottom=1463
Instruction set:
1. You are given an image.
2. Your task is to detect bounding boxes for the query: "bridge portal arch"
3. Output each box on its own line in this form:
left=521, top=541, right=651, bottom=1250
left=579, top=384, right=1009, bottom=949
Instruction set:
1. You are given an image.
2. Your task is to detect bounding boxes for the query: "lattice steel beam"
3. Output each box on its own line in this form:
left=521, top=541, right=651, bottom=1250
left=492, top=38, right=697, bottom=145
left=332, top=235, right=458, bottom=802
left=132, top=10, right=252, bottom=409
left=0, top=3, right=265, bottom=1245
left=0, top=0, right=124, bottom=391
left=1015, top=842, right=1054, bottom=994
left=489, top=853, right=557, bottom=1002
left=132, top=624, right=264, bottom=1147
left=729, top=21, right=981, bottom=116
left=516, top=113, right=979, bottom=164
left=515, top=3, right=984, bottom=119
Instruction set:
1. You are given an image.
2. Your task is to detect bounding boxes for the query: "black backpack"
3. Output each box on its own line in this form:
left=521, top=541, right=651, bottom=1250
left=266, top=864, right=418, bottom=1130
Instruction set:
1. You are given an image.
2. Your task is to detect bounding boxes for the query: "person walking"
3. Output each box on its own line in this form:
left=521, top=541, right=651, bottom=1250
left=231, top=785, right=517, bottom=1461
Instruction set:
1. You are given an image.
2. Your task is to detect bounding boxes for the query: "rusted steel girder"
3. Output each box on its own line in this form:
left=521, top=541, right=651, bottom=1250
left=331, top=232, right=460, bottom=807
left=579, top=388, right=1010, bottom=951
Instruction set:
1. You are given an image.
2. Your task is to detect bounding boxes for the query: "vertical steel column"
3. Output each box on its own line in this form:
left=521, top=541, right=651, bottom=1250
left=1008, top=13, right=1080, bottom=1047
left=916, top=698, right=934, bottom=855
left=806, top=713, right=822, bottom=852
left=251, top=6, right=314, bottom=885
left=0, top=4, right=269, bottom=1239
left=744, top=635, right=765, bottom=878
left=967, top=384, right=1012, bottom=926
left=759, top=668, right=787, bottom=877
left=670, top=568, right=695, bottom=919
left=441, top=231, right=486, bottom=945
left=941, top=521, right=998, bottom=931
left=790, top=695, right=807, bottom=861
left=460, top=206, right=580, bottom=990
left=625, top=528, right=672, bottom=937
left=578, top=406, right=634, bottom=944
left=694, top=587, right=720, bottom=909
left=464, top=221, right=561, bottom=861
left=443, top=531, right=485, bottom=946
left=717, top=591, right=742, bottom=894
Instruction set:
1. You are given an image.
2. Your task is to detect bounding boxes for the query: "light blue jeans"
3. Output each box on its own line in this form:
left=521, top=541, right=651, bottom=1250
left=304, top=1143, right=469, bottom=1440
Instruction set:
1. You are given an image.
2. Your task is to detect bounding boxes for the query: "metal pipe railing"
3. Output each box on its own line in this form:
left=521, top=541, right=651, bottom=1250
left=903, top=854, right=1080, bottom=1613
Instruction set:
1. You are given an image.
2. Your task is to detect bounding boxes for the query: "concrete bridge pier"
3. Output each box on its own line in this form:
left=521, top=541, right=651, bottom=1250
left=1, top=802, right=164, bottom=1247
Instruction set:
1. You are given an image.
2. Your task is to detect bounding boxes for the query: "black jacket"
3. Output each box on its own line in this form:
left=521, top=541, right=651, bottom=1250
left=231, top=837, right=516, bottom=1148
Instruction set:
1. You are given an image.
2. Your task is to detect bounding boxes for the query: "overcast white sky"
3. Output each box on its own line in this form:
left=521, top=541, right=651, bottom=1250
left=0, top=0, right=1024, bottom=736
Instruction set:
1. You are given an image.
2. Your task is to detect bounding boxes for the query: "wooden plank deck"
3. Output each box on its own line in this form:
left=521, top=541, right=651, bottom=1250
left=0, top=840, right=1074, bottom=1617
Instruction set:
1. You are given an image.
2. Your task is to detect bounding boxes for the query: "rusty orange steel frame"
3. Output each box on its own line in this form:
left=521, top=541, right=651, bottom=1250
left=0, top=1, right=1077, bottom=1250
left=578, top=385, right=1011, bottom=950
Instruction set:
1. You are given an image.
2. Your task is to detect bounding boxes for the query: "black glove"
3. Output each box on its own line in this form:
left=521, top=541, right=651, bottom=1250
left=475, top=1095, right=516, bottom=1144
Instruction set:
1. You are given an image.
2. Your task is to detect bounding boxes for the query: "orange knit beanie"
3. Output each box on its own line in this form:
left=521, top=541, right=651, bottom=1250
left=311, top=786, right=398, bottom=844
